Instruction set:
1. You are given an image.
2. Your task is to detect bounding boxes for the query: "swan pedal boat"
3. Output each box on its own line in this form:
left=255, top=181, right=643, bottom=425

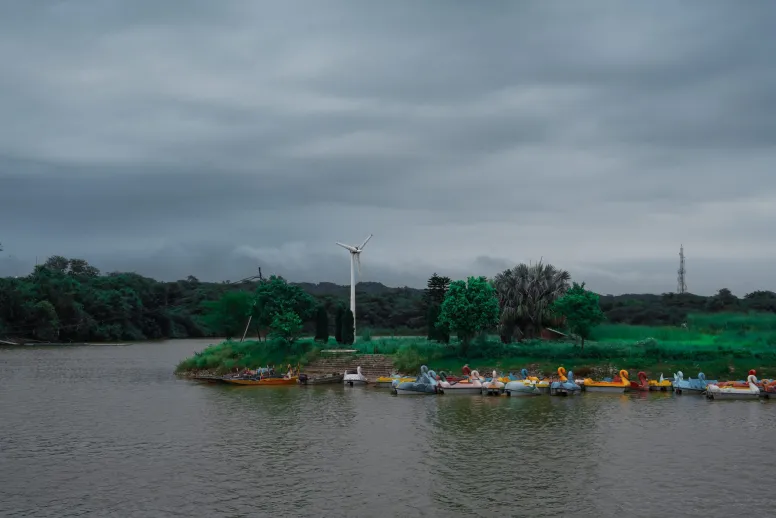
left=344, top=366, right=369, bottom=386
left=673, top=371, right=715, bottom=395
left=630, top=371, right=671, bottom=391
left=437, top=371, right=483, bottom=395
left=549, top=367, right=581, bottom=396
left=481, top=370, right=505, bottom=395
left=583, top=370, right=630, bottom=393
left=706, top=372, right=760, bottom=400
left=393, top=366, right=441, bottom=395
left=511, top=369, right=551, bottom=393
left=504, top=368, right=541, bottom=396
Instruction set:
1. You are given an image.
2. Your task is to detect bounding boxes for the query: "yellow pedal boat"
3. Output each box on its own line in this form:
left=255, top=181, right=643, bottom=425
left=648, top=373, right=672, bottom=391
left=583, top=370, right=630, bottom=393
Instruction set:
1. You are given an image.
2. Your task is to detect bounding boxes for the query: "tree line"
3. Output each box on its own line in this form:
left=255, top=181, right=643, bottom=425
left=1, top=254, right=775, bottom=343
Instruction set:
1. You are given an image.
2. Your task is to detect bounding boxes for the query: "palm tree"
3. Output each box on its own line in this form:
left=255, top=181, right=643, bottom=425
left=492, top=261, right=571, bottom=342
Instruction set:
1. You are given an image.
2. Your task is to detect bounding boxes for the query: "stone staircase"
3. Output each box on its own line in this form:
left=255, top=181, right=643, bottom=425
left=304, top=352, right=396, bottom=379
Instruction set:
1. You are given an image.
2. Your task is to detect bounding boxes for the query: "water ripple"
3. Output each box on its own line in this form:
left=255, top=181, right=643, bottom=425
left=2, top=341, right=776, bottom=516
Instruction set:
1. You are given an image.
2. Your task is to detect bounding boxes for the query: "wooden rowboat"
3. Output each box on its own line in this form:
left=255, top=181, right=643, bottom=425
left=298, top=373, right=344, bottom=385
left=225, top=376, right=298, bottom=386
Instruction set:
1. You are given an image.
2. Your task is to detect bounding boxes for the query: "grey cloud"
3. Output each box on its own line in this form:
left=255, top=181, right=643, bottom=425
left=1, top=0, right=776, bottom=294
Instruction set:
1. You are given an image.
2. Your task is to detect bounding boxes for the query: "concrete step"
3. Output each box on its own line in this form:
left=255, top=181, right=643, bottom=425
left=304, top=353, right=397, bottom=378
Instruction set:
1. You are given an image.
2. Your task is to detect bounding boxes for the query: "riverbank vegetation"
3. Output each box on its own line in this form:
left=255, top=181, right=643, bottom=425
left=176, top=311, right=776, bottom=380
left=2, top=253, right=776, bottom=355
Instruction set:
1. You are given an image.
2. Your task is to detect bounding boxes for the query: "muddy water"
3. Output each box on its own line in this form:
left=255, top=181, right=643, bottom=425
left=1, top=340, right=773, bottom=517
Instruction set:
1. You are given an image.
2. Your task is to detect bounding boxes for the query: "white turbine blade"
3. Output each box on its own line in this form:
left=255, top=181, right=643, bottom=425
left=356, top=253, right=362, bottom=276
left=359, top=234, right=373, bottom=249
left=336, top=242, right=358, bottom=253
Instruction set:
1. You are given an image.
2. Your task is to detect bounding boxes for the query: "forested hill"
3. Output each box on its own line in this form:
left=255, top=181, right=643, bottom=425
left=1, top=255, right=775, bottom=342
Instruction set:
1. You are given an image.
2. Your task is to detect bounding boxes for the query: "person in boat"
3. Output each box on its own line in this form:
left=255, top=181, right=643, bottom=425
left=462, top=364, right=472, bottom=377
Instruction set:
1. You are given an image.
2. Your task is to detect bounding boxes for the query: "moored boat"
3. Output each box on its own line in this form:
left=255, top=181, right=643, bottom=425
left=436, top=370, right=483, bottom=395
left=226, top=376, right=298, bottom=385
left=630, top=371, right=650, bottom=391
left=648, top=373, right=672, bottom=391
left=393, top=365, right=440, bottom=395
left=481, top=370, right=505, bottom=395
left=583, top=370, right=630, bottom=393
left=344, top=366, right=369, bottom=386
left=759, top=379, right=776, bottom=399
left=549, top=367, right=581, bottom=396
left=504, top=369, right=540, bottom=396
left=224, top=365, right=298, bottom=385
left=298, top=373, right=344, bottom=385
left=673, top=371, right=715, bottom=395
left=706, top=371, right=760, bottom=400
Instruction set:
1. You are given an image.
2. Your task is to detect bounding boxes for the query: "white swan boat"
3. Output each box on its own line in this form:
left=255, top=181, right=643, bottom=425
left=706, top=373, right=760, bottom=400
left=481, top=370, right=505, bottom=395
left=503, top=369, right=541, bottom=396
left=504, top=379, right=541, bottom=396
left=343, top=366, right=368, bottom=386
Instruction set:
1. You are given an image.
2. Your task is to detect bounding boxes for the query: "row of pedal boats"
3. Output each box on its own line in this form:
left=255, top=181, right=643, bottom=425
left=343, top=366, right=776, bottom=400
left=196, top=365, right=775, bottom=400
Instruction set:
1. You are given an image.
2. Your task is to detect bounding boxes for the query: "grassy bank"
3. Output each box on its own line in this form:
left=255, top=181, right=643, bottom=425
left=176, top=313, right=776, bottom=379
left=174, top=339, right=323, bottom=374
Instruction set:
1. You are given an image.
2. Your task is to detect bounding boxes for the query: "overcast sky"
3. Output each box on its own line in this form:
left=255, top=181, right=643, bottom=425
left=1, top=1, right=775, bottom=295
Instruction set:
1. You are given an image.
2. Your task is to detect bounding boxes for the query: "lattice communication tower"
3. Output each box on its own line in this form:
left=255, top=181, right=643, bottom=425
left=677, top=245, right=686, bottom=294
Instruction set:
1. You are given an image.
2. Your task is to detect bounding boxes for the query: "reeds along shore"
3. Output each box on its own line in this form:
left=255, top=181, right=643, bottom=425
left=176, top=316, right=776, bottom=380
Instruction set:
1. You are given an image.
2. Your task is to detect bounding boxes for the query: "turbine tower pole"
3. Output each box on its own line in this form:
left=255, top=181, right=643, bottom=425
left=677, top=244, right=687, bottom=294
left=336, top=234, right=372, bottom=342
left=350, top=251, right=357, bottom=338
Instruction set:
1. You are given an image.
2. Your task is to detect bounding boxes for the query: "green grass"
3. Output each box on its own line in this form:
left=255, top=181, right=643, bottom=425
left=175, top=338, right=323, bottom=375
left=177, top=312, right=776, bottom=380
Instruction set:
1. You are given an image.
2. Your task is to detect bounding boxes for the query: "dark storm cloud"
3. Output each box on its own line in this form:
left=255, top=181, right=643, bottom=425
left=1, top=0, right=776, bottom=294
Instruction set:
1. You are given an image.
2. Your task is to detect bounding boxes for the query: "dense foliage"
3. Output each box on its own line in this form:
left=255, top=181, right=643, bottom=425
left=437, top=276, right=500, bottom=354
left=2, top=255, right=776, bottom=343
left=425, top=273, right=450, bottom=343
left=551, top=282, right=606, bottom=349
left=492, top=261, right=571, bottom=341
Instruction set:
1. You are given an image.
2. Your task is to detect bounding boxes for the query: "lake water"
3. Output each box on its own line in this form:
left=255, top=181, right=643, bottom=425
left=1, top=339, right=774, bottom=517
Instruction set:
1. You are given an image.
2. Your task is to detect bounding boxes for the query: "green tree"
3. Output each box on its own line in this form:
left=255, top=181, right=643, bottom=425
left=201, top=291, right=254, bottom=339
left=426, top=305, right=450, bottom=343
left=269, top=310, right=303, bottom=345
left=254, top=276, right=315, bottom=337
left=425, top=273, right=451, bottom=343
left=551, top=282, right=605, bottom=350
left=334, top=307, right=344, bottom=344
left=437, top=276, right=499, bottom=356
left=427, top=305, right=439, bottom=340
left=425, top=273, right=451, bottom=306
left=30, top=300, right=59, bottom=341
left=341, top=309, right=355, bottom=345
left=314, top=306, right=329, bottom=343
left=68, top=258, right=100, bottom=278
left=43, top=255, right=70, bottom=273
left=492, top=261, right=571, bottom=342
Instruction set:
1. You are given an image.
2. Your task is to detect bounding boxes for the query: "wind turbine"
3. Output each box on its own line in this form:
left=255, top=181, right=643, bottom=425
left=336, top=234, right=372, bottom=338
